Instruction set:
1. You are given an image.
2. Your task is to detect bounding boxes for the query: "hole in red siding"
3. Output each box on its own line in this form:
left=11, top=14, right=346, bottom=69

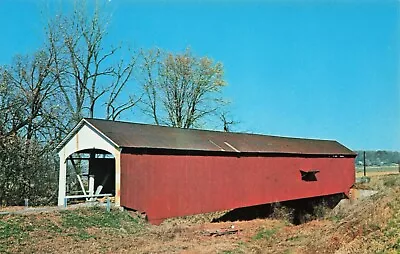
left=300, top=170, right=320, bottom=181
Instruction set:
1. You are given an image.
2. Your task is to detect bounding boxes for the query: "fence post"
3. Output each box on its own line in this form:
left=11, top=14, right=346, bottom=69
left=398, top=161, right=400, bottom=174
left=106, top=197, right=111, bottom=212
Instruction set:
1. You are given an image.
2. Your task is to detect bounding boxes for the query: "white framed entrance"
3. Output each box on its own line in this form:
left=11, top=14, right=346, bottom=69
left=57, top=121, right=121, bottom=207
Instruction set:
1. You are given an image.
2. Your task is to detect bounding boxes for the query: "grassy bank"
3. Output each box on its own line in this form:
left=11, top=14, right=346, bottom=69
left=1, top=175, right=400, bottom=253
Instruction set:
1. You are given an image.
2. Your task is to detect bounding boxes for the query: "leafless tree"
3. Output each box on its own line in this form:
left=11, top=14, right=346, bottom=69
left=0, top=51, right=62, bottom=206
left=105, top=54, right=141, bottom=120
left=46, top=2, right=137, bottom=125
left=139, top=48, right=228, bottom=129
left=0, top=50, right=64, bottom=143
left=219, top=112, right=239, bottom=132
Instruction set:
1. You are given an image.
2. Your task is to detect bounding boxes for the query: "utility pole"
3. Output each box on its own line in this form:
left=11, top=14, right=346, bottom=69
left=363, top=151, right=366, bottom=177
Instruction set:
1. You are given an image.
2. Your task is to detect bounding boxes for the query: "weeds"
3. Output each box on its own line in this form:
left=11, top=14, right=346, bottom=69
left=312, top=201, right=330, bottom=218
left=383, top=177, right=399, bottom=187
left=220, top=241, right=247, bottom=254
left=270, top=203, right=294, bottom=223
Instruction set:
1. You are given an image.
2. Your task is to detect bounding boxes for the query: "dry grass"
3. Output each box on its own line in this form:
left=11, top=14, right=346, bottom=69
left=1, top=175, right=400, bottom=253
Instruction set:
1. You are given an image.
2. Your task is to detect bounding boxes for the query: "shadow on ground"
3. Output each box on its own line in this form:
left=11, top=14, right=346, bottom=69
left=212, top=193, right=345, bottom=225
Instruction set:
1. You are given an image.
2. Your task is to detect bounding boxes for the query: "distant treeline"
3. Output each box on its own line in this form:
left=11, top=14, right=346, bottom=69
left=355, top=151, right=400, bottom=166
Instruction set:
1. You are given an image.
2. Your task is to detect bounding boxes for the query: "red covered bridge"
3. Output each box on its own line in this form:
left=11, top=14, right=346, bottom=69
left=57, top=118, right=356, bottom=224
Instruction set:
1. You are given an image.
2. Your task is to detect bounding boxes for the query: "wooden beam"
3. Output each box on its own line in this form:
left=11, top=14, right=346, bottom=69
left=70, top=159, right=88, bottom=198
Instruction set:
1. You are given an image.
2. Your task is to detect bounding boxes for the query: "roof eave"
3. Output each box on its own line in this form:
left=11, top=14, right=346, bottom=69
left=55, top=119, right=86, bottom=153
left=84, top=118, right=120, bottom=149
left=55, top=118, right=120, bottom=153
left=120, top=146, right=358, bottom=157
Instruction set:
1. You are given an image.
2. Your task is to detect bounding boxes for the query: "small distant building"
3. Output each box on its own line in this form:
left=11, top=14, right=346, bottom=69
left=57, top=118, right=356, bottom=224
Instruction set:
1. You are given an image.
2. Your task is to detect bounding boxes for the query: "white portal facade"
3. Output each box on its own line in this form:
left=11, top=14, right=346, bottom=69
left=57, top=120, right=122, bottom=207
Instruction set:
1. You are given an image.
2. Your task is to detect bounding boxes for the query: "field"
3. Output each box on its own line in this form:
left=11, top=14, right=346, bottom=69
left=355, top=165, right=399, bottom=177
left=1, top=174, right=400, bottom=253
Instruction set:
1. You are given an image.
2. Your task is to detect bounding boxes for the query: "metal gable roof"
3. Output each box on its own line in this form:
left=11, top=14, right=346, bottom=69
left=78, top=118, right=356, bottom=156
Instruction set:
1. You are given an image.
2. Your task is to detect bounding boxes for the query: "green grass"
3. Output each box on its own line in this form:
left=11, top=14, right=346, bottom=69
left=0, top=215, right=32, bottom=253
left=61, top=208, right=122, bottom=229
left=220, top=251, right=245, bottom=254
left=0, top=207, right=146, bottom=251
left=0, top=220, right=24, bottom=241
left=0, top=216, right=30, bottom=241
left=286, top=235, right=304, bottom=242
left=59, top=206, right=144, bottom=239
left=253, top=227, right=278, bottom=240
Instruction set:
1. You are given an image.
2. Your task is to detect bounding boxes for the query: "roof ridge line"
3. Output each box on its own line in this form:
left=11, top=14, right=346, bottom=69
left=83, top=118, right=337, bottom=143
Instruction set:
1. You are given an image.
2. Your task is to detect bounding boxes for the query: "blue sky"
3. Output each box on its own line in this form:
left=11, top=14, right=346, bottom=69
left=0, top=0, right=399, bottom=151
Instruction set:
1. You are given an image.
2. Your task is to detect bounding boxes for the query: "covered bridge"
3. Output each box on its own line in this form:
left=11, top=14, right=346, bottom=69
left=57, top=118, right=356, bottom=224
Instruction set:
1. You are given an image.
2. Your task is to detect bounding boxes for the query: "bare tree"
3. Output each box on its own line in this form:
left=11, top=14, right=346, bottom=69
left=105, top=54, right=141, bottom=120
left=0, top=51, right=63, bottom=206
left=139, top=48, right=228, bottom=129
left=46, top=2, right=137, bottom=125
left=0, top=67, right=24, bottom=136
left=219, top=112, right=239, bottom=132
left=139, top=49, right=162, bottom=125
left=0, top=50, right=64, bottom=143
